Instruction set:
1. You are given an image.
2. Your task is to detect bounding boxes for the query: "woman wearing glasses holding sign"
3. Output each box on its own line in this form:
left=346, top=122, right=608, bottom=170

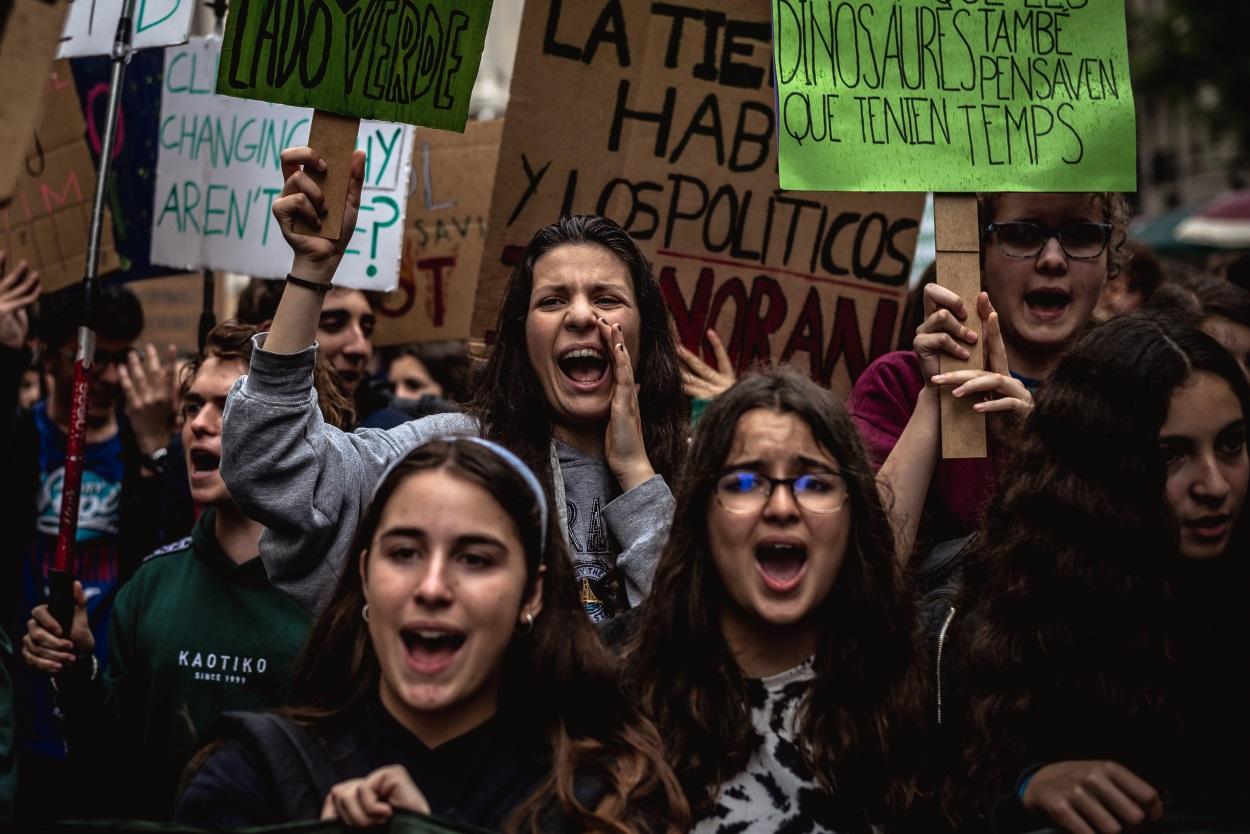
left=619, top=369, right=925, bottom=833
left=851, top=192, right=1129, bottom=561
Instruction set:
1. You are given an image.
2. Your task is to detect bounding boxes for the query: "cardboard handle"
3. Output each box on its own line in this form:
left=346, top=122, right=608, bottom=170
left=933, top=193, right=987, bottom=459
left=294, top=109, right=361, bottom=241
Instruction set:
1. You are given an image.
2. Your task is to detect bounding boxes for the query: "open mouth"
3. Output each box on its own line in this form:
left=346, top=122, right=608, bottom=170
left=189, top=449, right=221, bottom=476
left=754, top=541, right=808, bottom=592
left=1022, top=288, right=1072, bottom=322
left=400, top=627, right=466, bottom=674
left=1185, top=514, right=1232, bottom=543
left=557, top=347, right=608, bottom=388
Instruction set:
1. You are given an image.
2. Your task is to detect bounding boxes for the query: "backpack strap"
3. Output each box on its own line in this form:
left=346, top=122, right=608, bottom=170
left=216, top=711, right=349, bottom=820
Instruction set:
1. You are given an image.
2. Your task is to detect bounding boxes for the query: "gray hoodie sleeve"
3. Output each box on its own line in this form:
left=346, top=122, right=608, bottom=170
left=220, top=335, right=479, bottom=612
left=600, top=475, right=675, bottom=607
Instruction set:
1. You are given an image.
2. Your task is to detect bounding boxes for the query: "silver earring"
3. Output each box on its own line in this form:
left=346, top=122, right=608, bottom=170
left=361, top=603, right=369, bottom=622
left=516, top=611, right=535, bottom=634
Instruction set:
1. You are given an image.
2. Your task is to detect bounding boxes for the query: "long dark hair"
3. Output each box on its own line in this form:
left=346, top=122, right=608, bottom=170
left=625, top=368, right=925, bottom=819
left=955, top=313, right=1250, bottom=808
left=469, top=215, right=688, bottom=490
left=281, top=439, right=690, bottom=833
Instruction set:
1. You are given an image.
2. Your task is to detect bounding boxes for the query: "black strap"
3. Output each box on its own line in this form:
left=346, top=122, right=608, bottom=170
left=216, top=712, right=348, bottom=819
left=286, top=273, right=332, bottom=295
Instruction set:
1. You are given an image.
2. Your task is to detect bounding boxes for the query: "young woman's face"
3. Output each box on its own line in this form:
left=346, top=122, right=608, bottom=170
left=525, top=243, right=641, bottom=429
left=362, top=469, right=541, bottom=737
left=706, top=409, right=851, bottom=639
left=983, top=193, right=1109, bottom=362
left=1159, top=371, right=1249, bottom=560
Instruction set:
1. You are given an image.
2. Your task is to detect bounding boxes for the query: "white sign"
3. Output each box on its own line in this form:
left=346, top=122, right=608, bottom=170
left=58, top=0, right=195, bottom=58
left=150, top=36, right=413, bottom=291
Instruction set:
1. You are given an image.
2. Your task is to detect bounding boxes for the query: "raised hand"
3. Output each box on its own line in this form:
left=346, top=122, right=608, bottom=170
left=913, top=282, right=978, bottom=382
left=120, top=343, right=178, bottom=457
left=598, top=316, right=655, bottom=493
left=930, top=294, right=1034, bottom=440
left=272, top=146, right=367, bottom=285
left=22, top=581, right=93, bottom=674
left=320, top=765, right=430, bottom=827
left=677, top=328, right=736, bottom=400
left=0, top=251, right=41, bottom=350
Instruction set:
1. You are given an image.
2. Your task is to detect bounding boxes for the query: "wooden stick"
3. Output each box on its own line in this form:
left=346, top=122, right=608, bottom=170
left=295, top=109, right=361, bottom=241
left=933, top=193, right=987, bottom=459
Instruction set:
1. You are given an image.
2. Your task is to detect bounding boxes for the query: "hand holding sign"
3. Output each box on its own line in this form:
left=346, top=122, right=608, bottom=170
left=772, top=0, right=1137, bottom=458
left=273, top=146, right=366, bottom=283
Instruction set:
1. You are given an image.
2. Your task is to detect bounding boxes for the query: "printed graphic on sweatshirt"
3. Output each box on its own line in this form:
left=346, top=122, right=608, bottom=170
left=565, top=498, right=626, bottom=623
left=178, top=649, right=274, bottom=687
left=37, top=467, right=123, bottom=541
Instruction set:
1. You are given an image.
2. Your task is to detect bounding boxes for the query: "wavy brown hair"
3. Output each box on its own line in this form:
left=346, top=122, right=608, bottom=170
left=276, top=439, right=689, bottom=833
left=469, top=214, right=687, bottom=492
left=624, top=368, right=925, bottom=821
left=181, top=320, right=355, bottom=428
left=953, top=314, right=1250, bottom=813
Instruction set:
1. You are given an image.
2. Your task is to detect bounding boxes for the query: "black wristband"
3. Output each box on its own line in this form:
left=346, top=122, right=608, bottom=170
left=286, top=273, right=332, bottom=294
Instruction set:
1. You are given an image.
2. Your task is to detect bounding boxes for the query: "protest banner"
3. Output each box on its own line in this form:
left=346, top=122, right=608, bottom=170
left=1, top=60, right=119, bottom=293
left=771, top=0, right=1137, bottom=456
left=130, top=272, right=228, bottom=354
left=73, top=47, right=175, bottom=281
left=57, top=0, right=194, bottom=58
left=215, top=0, right=494, bottom=240
left=772, top=0, right=1137, bottom=193
left=474, top=0, right=923, bottom=396
left=151, top=37, right=415, bottom=291
left=373, top=118, right=502, bottom=346
left=0, top=0, right=70, bottom=200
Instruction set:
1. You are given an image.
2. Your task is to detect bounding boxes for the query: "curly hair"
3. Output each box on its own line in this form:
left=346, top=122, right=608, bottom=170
left=468, top=214, right=688, bottom=492
left=274, top=439, right=690, bottom=833
left=953, top=313, right=1250, bottom=811
left=624, top=368, right=925, bottom=821
left=978, top=192, right=1130, bottom=277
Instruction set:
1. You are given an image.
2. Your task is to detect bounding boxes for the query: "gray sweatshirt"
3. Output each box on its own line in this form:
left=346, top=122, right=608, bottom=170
left=220, top=337, right=675, bottom=614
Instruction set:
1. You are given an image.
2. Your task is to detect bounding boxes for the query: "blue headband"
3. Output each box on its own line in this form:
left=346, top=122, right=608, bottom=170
left=461, top=437, right=549, bottom=559
left=372, top=435, right=550, bottom=561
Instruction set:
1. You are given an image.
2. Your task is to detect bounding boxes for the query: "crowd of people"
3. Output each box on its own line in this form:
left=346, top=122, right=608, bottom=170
left=2, top=146, right=1248, bottom=833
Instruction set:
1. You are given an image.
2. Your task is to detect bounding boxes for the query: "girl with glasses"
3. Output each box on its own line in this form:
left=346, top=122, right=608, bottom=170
left=618, top=368, right=925, bottom=833
left=851, top=192, right=1129, bottom=561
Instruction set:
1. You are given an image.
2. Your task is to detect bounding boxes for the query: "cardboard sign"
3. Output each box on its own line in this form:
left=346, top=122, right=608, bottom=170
left=373, top=119, right=501, bottom=347
left=57, top=0, right=195, bottom=58
left=150, top=37, right=415, bottom=291
left=474, top=0, right=923, bottom=394
left=0, top=0, right=70, bottom=200
left=129, top=272, right=228, bottom=355
left=215, top=0, right=493, bottom=132
left=773, top=0, right=1137, bottom=192
left=1, top=61, right=119, bottom=292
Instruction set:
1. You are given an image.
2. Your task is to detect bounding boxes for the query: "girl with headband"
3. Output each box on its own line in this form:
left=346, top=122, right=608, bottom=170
left=177, top=437, right=689, bottom=831
left=220, top=149, right=686, bottom=619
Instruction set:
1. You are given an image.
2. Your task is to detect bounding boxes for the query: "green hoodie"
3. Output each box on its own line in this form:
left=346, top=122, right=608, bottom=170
left=58, top=509, right=312, bottom=818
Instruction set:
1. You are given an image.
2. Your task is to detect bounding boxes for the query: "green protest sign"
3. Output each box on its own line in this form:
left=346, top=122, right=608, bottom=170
left=772, top=0, right=1137, bottom=192
left=216, top=0, right=493, bottom=131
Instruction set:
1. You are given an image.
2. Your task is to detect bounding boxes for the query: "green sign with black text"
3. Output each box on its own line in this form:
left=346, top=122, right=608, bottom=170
left=772, top=0, right=1137, bottom=191
left=216, top=0, right=493, bottom=131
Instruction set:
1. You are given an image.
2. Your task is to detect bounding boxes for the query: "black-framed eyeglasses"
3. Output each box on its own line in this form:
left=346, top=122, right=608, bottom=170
left=984, top=221, right=1112, bottom=260
left=714, top=469, right=848, bottom=515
